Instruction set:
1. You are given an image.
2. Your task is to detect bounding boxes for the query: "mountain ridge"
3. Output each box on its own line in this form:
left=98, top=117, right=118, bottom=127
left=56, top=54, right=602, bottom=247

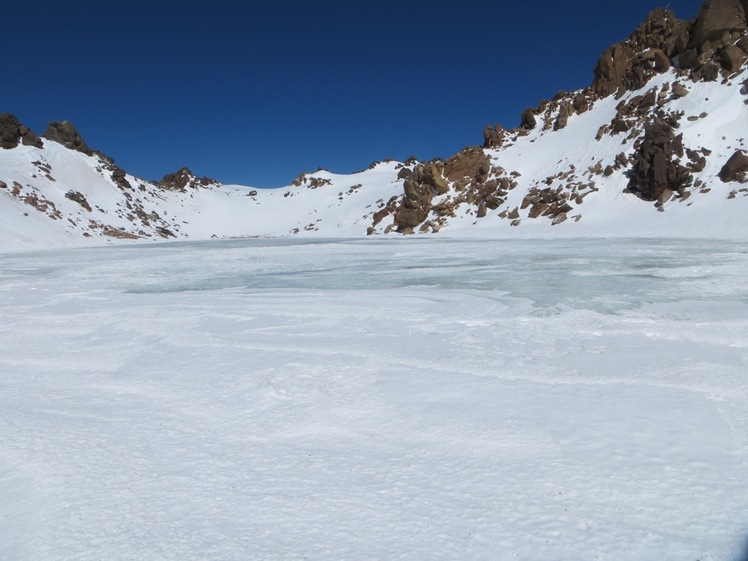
left=1, top=0, right=748, bottom=249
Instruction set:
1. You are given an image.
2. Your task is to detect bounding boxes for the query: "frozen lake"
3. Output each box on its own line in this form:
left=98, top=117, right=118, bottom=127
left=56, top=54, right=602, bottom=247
left=1, top=238, right=747, bottom=560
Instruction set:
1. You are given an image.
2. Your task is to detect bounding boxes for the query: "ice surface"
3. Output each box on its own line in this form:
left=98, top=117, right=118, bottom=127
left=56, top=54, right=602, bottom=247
left=1, top=238, right=747, bottom=560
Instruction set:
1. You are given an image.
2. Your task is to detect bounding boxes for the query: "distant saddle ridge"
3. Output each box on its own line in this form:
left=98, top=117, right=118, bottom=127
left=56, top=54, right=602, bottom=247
left=1, top=0, right=747, bottom=244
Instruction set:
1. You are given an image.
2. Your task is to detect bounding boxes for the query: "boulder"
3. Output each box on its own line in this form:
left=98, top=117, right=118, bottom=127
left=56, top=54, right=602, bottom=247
left=672, top=82, right=690, bottom=97
left=652, top=48, right=671, bottom=71
left=554, top=102, right=573, bottom=131
left=719, top=44, right=747, bottom=71
left=417, top=162, right=449, bottom=195
left=572, top=92, right=591, bottom=114
left=689, top=0, right=747, bottom=50
left=718, top=150, right=748, bottom=182
left=520, top=108, right=538, bottom=130
left=691, top=61, right=721, bottom=81
left=444, top=148, right=491, bottom=183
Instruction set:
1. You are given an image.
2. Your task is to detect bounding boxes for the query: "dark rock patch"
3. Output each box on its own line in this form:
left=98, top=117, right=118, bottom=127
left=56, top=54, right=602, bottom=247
left=628, top=122, right=693, bottom=201
left=159, top=167, right=219, bottom=191
left=0, top=114, right=43, bottom=149
left=65, top=190, right=92, bottom=212
left=483, top=124, right=508, bottom=148
left=43, top=121, right=92, bottom=155
left=444, top=148, right=491, bottom=184
left=719, top=149, right=748, bottom=182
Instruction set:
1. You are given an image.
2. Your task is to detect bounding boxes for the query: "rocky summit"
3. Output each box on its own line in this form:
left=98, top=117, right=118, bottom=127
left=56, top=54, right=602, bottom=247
left=1, top=0, right=748, bottom=248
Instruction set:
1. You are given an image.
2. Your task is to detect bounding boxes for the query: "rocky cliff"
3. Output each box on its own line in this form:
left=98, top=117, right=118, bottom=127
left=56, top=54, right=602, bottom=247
left=376, top=0, right=748, bottom=234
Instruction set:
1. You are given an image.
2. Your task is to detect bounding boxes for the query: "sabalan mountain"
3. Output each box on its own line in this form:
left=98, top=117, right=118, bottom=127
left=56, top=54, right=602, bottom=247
left=2, top=0, right=748, bottom=249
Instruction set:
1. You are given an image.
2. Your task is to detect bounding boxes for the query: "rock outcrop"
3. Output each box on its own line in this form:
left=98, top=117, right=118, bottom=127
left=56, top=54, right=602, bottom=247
left=592, top=9, right=689, bottom=99
left=688, top=0, right=747, bottom=49
left=0, top=114, right=43, bottom=149
left=628, top=122, right=692, bottom=202
left=483, top=124, right=508, bottom=148
left=392, top=162, right=448, bottom=231
left=719, top=150, right=748, bottom=182
left=43, top=121, right=92, bottom=155
left=158, top=167, right=219, bottom=191
left=592, top=1, right=748, bottom=98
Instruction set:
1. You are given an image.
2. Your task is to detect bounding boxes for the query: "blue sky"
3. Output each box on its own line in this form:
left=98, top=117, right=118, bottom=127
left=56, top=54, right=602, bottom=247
left=5, top=0, right=703, bottom=187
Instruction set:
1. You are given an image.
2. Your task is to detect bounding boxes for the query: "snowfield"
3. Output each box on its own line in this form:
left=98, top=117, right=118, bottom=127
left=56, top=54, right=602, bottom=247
left=1, top=237, right=747, bottom=561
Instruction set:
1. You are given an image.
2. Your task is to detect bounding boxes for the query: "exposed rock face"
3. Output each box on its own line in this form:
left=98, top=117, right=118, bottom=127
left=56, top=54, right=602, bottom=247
left=628, top=122, right=692, bottom=201
left=43, top=121, right=92, bottom=155
left=719, top=44, right=747, bottom=71
left=393, top=162, right=450, bottom=231
left=689, top=0, right=747, bottom=48
left=383, top=147, right=522, bottom=233
left=483, top=124, right=507, bottom=148
left=444, top=148, right=491, bottom=183
left=0, top=114, right=43, bottom=149
left=553, top=102, right=573, bottom=131
left=480, top=0, right=748, bottom=145
left=159, top=167, right=219, bottom=191
left=718, top=150, right=748, bottom=182
left=520, top=108, right=538, bottom=130
left=591, top=1, right=748, bottom=99
left=592, top=9, right=688, bottom=98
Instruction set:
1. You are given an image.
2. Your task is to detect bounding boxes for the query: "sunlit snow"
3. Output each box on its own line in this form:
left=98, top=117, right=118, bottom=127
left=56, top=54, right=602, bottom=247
left=1, top=238, right=747, bottom=560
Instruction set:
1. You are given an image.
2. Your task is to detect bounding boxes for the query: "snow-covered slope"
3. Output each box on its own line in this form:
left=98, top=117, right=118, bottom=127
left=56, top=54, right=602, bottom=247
left=0, top=138, right=407, bottom=249
left=2, top=2, right=748, bottom=249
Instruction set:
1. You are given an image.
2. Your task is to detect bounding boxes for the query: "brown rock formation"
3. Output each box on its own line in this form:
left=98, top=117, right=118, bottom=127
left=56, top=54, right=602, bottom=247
left=444, top=148, right=491, bottom=183
left=592, top=9, right=689, bottom=98
left=689, top=0, right=747, bottom=48
left=628, top=122, right=692, bottom=201
left=718, top=150, right=748, bottom=182
left=0, top=114, right=43, bottom=149
left=520, top=108, right=538, bottom=129
left=159, top=167, right=219, bottom=191
left=393, top=162, right=448, bottom=231
left=43, top=121, right=92, bottom=154
left=483, top=124, right=507, bottom=148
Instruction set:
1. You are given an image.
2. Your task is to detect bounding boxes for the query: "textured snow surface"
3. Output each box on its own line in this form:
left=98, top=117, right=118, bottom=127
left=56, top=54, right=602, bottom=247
left=1, top=238, right=747, bottom=560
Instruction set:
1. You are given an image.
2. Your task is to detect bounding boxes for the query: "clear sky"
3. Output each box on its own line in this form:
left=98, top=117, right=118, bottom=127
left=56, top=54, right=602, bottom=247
left=5, top=0, right=703, bottom=187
